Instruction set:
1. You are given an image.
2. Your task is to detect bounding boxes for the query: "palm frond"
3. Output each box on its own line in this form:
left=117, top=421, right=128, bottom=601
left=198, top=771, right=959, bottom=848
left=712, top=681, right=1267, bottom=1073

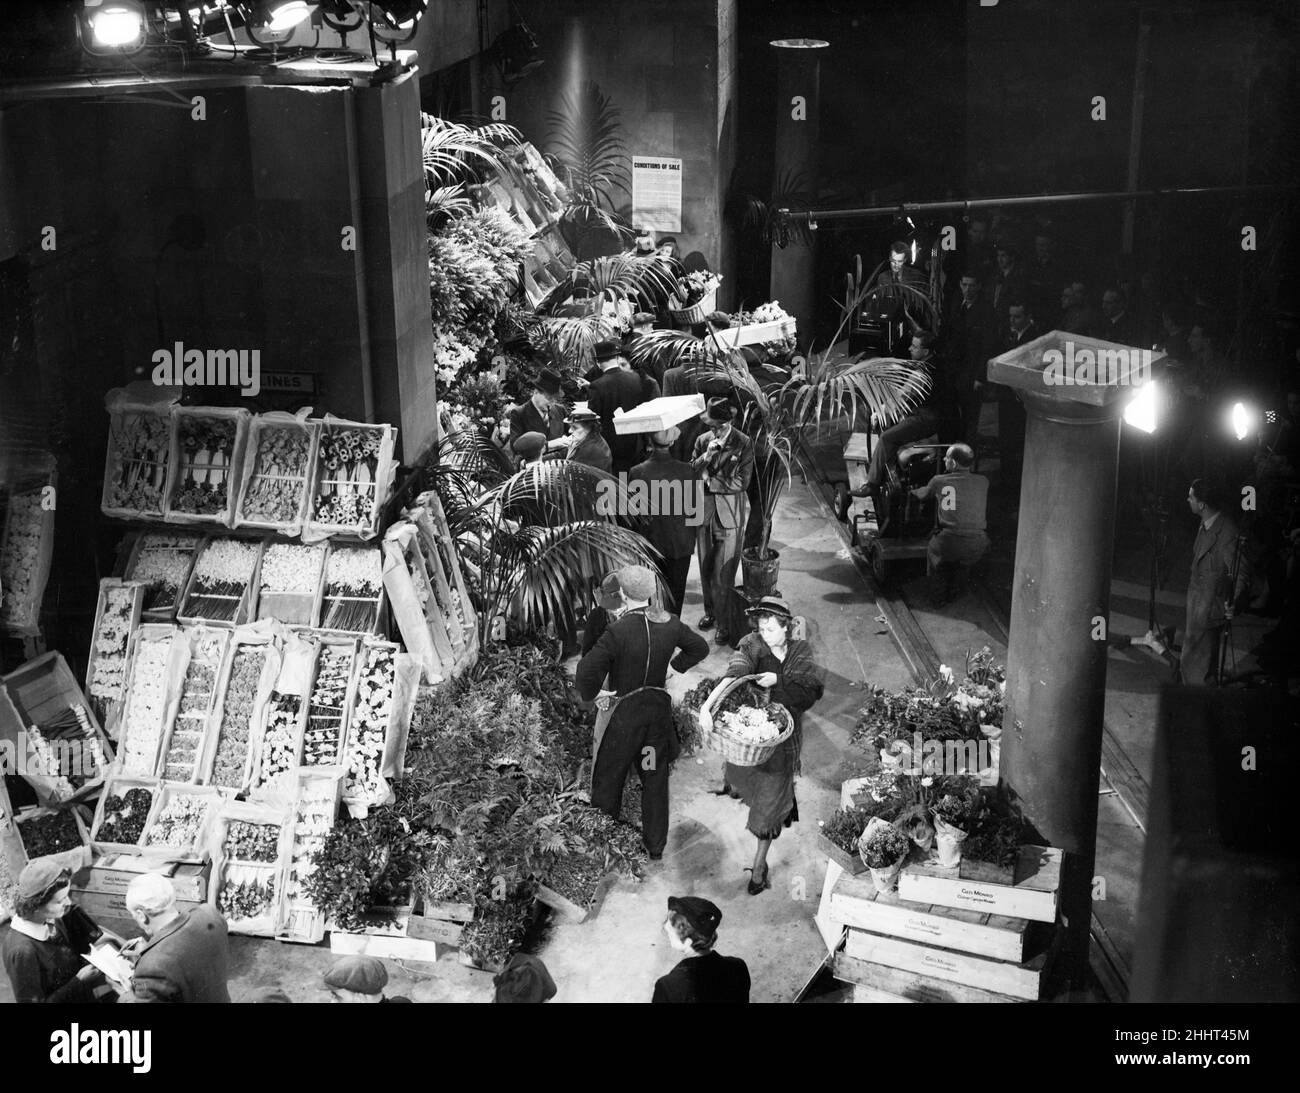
left=490, top=460, right=631, bottom=527
left=420, top=114, right=522, bottom=190
left=626, top=329, right=710, bottom=377
left=783, top=355, right=929, bottom=433
left=532, top=315, right=615, bottom=372
left=545, top=81, right=630, bottom=202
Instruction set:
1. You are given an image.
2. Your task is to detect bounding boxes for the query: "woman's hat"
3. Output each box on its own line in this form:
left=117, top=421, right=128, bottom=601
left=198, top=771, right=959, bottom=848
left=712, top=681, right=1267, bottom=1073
left=17, top=859, right=70, bottom=902
left=701, top=396, right=736, bottom=424
left=745, top=595, right=793, bottom=621
left=565, top=401, right=599, bottom=425
left=593, top=339, right=623, bottom=362
left=668, top=895, right=721, bottom=936
left=534, top=370, right=562, bottom=396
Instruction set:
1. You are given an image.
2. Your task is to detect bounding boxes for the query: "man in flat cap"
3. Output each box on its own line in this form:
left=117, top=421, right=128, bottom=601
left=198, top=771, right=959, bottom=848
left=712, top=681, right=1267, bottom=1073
left=323, top=955, right=411, bottom=1003
left=588, top=338, right=651, bottom=474
left=652, top=895, right=750, bottom=1003
left=508, top=369, right=567, bottom=447
left=122, top=872, right=230, bottom=1003
left=693, top=397, right=755, bottom=644
left=629, top=426, right=700, bottom=615
left=493, top=953, right=557, bottom=1003
left=576, top=564, right=709, bottom=859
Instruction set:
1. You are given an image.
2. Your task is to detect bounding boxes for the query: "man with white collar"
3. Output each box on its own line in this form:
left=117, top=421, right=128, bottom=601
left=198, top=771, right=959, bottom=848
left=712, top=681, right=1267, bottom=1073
left=1180, top=478, right=1249, bottom=685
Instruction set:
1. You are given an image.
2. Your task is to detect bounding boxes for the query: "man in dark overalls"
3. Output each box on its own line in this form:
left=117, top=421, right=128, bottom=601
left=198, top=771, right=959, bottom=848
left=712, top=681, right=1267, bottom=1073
left=575, top=565, right=709, bottom=860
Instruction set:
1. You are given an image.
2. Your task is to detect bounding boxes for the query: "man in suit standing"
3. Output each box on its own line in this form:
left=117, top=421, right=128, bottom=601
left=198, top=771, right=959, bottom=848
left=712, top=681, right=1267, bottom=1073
left=652, top=896, right=749, bottom=1003
left=122, top=873, right=230, bottom=1003
left=507, top=370, right=567, bottom=447
left=630, top=426, right=701, bottom=615
left=1100, top=287, right=1138, bottom=346
left=989, top=244, right=1028, bottom=326
left=942, top=270, right=998, bottom=448
left=588, top=338, right=650, bottom=474
left=997, top=301, right=1037, bottom=472
left=1180, top=479, right=1250, bottom=685
left=693, top=398, right=754, bottom=644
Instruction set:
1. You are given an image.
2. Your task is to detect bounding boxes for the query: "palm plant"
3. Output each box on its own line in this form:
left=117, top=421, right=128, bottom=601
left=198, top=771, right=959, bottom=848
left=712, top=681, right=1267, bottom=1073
left=545, top=79, right=635, bottom=257
left=420, top=114, right=523, bottom=228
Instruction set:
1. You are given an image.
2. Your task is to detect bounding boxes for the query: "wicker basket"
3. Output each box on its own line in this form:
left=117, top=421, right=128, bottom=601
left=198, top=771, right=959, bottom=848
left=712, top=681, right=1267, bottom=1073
left=699, top=675, right=794, bottom=767
left=668, top=288, right=718, bottom=328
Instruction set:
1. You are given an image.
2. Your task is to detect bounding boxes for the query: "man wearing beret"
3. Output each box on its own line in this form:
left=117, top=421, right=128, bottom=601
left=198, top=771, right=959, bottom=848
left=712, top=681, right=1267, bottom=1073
left=508, top=370, right=567, bottom=447
left=323, top=955, right=411, bottom=1003
left=576, top=565, right=709, bottom=859
left=693, top=397, right=755, bottom=644
left=588, top=338, right=651, bottom=474
left=653, top=896, right=750, bottom=1003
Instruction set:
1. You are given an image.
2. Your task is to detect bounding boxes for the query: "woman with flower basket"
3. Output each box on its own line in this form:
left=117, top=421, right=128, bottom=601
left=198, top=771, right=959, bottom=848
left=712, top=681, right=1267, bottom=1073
left=708, top=597, right=823, bottom=895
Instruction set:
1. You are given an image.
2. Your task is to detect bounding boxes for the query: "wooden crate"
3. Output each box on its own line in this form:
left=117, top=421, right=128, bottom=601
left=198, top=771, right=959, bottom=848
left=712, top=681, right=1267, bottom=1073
left=89, top=776, right=160, bottom=855
left=75, top=858, right=210, bottom=902
left=256, top=542, right=327, bottom=626
left=124, top=531, right=202, bottom=620
left=177, top=536, right=263, bottom=629
left=0, top=457, right=57, bottom=635
left=843, top=926, right=1054, bottom=1001
left=709, top=317, right=797, bottom=349
left=833, top=952, right=1024, bottom=1003
left=818, top=831, right=868, bottom=876
left=535, top=882, right=590, bottom=924
left=852, top=984, right=917, bottom=1003
left=898, top=844, right=1063, bottom=924
left=315, top=542, right=386, bottom=636
left=329, top=930, right=440, bottom=964
left=829, top=868, right=1030, bottom=962
left=71, top=890, right=206, bottom=938
left=408, top=914, right=465, bottom=946
left=85, top=579, right=147, bottom=734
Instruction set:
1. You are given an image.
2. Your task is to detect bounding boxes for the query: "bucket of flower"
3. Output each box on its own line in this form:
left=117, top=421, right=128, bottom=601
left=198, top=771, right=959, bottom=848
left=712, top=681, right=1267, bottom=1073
left=125, top=531, right=203, bottom=620
left=178, top=536, right=264, bottom=628
left=817, top=808, right=871, bottom=876
left=858, top=817, right=913, bottom=895
left=256, top=542, right=327, bottom=627
left=304, top=416, right=398, bottom=541
left=207, top=801, right=292, bottom=939
left=316, top=543, right=386, bottom=635
left=698, top=675, right=794, bottom=767
left=201, top=624, right=281, bottom=796
left=164, top=407, right=250, bottom=528
left=233, top=410, right=320, bottom=536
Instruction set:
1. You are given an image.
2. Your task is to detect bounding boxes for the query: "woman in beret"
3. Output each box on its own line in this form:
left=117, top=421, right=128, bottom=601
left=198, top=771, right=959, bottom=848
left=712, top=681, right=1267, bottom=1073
left=715, top=597, right=824, bottom=895
left=3, top=860, right=106, bottom=1003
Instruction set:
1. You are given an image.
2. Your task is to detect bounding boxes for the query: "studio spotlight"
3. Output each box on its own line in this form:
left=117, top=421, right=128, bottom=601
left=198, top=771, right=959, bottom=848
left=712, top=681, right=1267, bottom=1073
left=1229, top=401, right=1256, bottom=441
left=371, top=0, right=424, bottom=30
left=240, top=0, right=315, bottom=49
left=1123, top=380, right=1161, bottom=435
left=80, top=0, right=148, bottom=54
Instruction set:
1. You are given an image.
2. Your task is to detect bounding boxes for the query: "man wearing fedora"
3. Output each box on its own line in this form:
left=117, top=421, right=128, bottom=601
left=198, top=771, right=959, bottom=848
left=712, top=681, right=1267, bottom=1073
left=652, top=895, right=750, bottom=1003
left=564, top=402, right=613, bottom=473
left=507, top=369, right=567, bottom=447
left=588, top=337, right=651, bottom=474
left=630, top=426, right=700, bottom=615
left=693, top=397, right=755, bottom=644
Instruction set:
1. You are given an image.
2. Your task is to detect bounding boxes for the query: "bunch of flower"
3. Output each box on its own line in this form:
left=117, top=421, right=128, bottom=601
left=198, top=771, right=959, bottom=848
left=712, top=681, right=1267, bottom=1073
left=241, top=425, right=312, bottom=524
left=171, top=416, right=239, bottom=516
left=321, top=547, right=383, bottom=632
left=145, top=793, right=212, bottom=850
left=751, top=301, right=792, bottom=324
left=255, top=693, right=302, bottom=792
left=163, top=653, right=219, bottom=782
left=120, top=635, right=174, bottom=776
left=106, top=412, right=170, bottom=513
left=343, top=645, right=396, bottom=802
left=717, top=704, right=783, bottom=745
left=88, top=585, right=138, bottom=704
left=185, top=539, right=259, bottom=623
left=442, top=371, right=505, bottom=432
left=96, top=787, right=154, bottom=845
left=313, top=426, right=386, bottom=529
left=0, top=489, right=46, bottom=625
left=209, top=646, right=266, bottom=789
left=318, top=426, right=382, bottom=470
left=224, top=821, right=281, bottom=863
left=18, top=810, right=83, bottom=858
left=303, top=646, right=353, bottom=766
left=431, top=327, right=482, bottom=388
left=218, top=869, right=276, bottom=921
left=678, top=270, right=722, bottom=307
left=819, top=807, right=873, bottom=855
left=930, top=777, right=982, bottom=833
left=259, top=543, right=325, bottom=596
left=859, top=822, right=911, bottom=869
left=129, top=534, right=199, bottom=612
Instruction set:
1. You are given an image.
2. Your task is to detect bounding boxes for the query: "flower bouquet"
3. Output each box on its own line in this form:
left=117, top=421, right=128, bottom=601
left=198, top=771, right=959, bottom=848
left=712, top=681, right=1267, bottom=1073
left=102, top=404, right=173, bottom=519
left=0, top=476, right=55, bottom=632
left=90, top=782, right=156, bottom=852
left=117, top=627, right=181, bottom=778
left=142, top=787, right=217, bottom=858
left=318, top=545, right=384, bottom=633
left=302, top=641, right=358, bottom=767
left=256, top=542, right=326, bottom=626
left=86, top=580, right=146, bottom=725
left=206, top=637, right=276, bottom=792
left=179, top=537, right=262, bottom=626
left=234, top=411, right=319, bottom=534
left=699, top=676, right=793, bottom=767
left=858, top=817, right=911, bottom=893
left=159, top=629, right=228, bottom=782
left=165, top=408, right=249, bottom=526
left=930, top=778, right=981, bottom=868
left=305, top=417, right=397, bottom=540
left=217, top=865, right=277, bottom=923
left=126, top=532, right=202, bottom=617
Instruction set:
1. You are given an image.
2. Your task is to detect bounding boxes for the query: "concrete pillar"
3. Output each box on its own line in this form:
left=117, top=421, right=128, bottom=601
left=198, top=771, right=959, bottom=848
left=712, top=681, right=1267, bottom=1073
left=769, top=38, right=827, bottom=352
left=989, top=331, right=1164, bottom=987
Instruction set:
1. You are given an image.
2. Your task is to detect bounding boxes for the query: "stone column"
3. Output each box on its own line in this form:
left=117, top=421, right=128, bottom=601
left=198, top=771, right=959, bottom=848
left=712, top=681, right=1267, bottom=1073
left=769, top=38, right=827, bottom=352
left=989, top=332, right=1164, bottom=987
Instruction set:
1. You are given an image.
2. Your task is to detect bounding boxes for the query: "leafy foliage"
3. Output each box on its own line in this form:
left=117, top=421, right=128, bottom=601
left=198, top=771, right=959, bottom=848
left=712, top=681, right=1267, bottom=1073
left=420, top=114, right=523, bottom=229
left=820, top=807, right=871, bottom=854
left=545, top=79, right=635, bottom=252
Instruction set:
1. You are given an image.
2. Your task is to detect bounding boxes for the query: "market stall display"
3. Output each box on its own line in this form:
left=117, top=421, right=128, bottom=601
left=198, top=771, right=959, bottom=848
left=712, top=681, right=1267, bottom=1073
left=141, top=784, right=220, bottom=859
left=234, top=411, right=319, bottom=536
left=208, top=801, right=292, bottom=938
left=257, top=542, right=326, bottom=626
left=203, top=629, right=278, bottom=793
left=302, top=638, right=358, bottom=767
left=340, top=641, right=417, bottom=816
left=125, top=531, right=202, bottom=618
left=304, top=417, right=397, bottom=541
left=89, top=778, right=157, bottom=853
left=317, top=544, right=385, bottom=634
left=158, top=628, right=229, bottom=782
left=279, top=766, right=344, bottom=943
left=0, top=458, right=57, bottom=633
left=0, top=782, right=93, bottom=877
left=102, top=393, right=175, bottom=520
left=116, top=625, right=182, bottom=778
left=250, top=635, right=316, bottom=797
left=178, top=537, right=262, bottom=626
left=86, top=579, right=146, bottom=728
left=165, top=407, right=250, bottom=526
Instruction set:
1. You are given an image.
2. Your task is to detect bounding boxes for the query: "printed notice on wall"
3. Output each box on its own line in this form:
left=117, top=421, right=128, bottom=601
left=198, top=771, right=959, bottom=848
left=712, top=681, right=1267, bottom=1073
left=632, top=156, right=683, bottom=232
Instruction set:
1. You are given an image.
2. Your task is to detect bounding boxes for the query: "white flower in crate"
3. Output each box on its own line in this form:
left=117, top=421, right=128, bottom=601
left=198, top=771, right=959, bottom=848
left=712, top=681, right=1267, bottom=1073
left=121, top=637, right=172, bottom=776
left=260, top=543, right=324, bottom=595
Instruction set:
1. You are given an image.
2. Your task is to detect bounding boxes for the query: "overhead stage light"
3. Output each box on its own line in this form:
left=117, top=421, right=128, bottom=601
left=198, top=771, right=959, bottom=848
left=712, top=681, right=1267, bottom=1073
left=239, top=0, right=315, bottom=49
left=80, top=1, right=148, bottom=53
left=371, top=0, right=424, bottom=30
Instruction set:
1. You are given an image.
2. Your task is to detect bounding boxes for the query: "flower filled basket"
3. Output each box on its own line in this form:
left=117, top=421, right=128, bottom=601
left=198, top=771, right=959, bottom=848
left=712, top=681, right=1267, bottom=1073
left=178, top=536, right=263, bottom=627
left=157, top=627, right=229, bottom=783
left=0, top=457, right=57, bottom=634
left=3, top=799, right=93, bottom=875
left=101, top=389, right=176, bottom=520
left=114, top=625, right=184, bottom=779
left=256, top=542, right=326, bottom=626
left=89, top=777, right=159, bottom=855
left=233, top=410, right=320, bottom=536
left=207, top=799, right=293, bottom=938
left=201, top=625, right=280, bottom=794
left=125, top=531, right=202, bottom=619
left=140, top=783, right=221, bottom=862
left=698, top=675, right=794, bottom=767
left=668, top=271, right=722, bottom=327
left=304, top=417, right=398, bottom=542
left=164, top=406, right=250, bottom=527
